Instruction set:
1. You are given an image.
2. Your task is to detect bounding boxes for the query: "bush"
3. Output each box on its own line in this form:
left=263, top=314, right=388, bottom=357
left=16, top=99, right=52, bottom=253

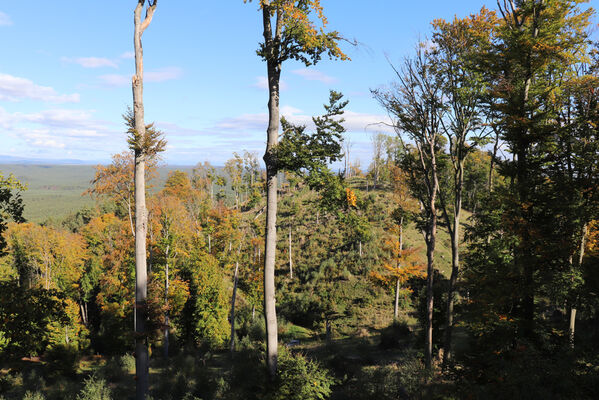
left=379, top=320, right=412, bottom=349
left=76, top=375, right=112, bottom=400
left=268, top=350, right=335, bottom=400
left=119, top=354, right=135, bottom=373
left=45, top=344, right=80, bottom=377
left=23, top=392, right=45, bottom=400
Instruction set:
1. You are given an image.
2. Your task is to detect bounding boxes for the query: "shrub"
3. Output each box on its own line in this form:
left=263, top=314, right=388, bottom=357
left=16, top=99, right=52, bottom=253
left=45, top=344, right=80, bottom=377
left=119, top=354, right=135, bottom=373
left=379, top=320, right=412, bottom=349
left=268, top=350, right=335, bottom=400
left=23, top=392, right=45, bottom=400
left=76, top=375, right=112, bottom=400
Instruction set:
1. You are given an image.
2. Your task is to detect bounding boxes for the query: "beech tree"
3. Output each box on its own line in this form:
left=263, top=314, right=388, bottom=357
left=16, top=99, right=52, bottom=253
left=373, top=45, right=445, bottom=369
left=245, top=0, right=348, bottom=377
left=129, top=1, right=164, bottom=398
left=430, top=9, right=496, bottom=366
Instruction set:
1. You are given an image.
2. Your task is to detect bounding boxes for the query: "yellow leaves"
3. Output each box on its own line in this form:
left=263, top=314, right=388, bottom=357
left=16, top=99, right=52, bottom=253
left=345, top=188, right=357, bottom=208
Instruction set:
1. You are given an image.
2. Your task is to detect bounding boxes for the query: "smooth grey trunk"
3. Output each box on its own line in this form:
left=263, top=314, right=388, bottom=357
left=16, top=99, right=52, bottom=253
left=359, top=241, right=362, bottom=258
left=394, top=220, right=404, bottom=321
left=570, top=223, right=587, bottom=347
left=261, top=1, right=282, bottom=379
left=132, top=2, right=156, bottom=398
left=288, top=226, right=293, bottom=279
left=163, top=244, right=169, bottom=360
left=230, top=261, right=239, bottom=353
left=208, top=234, right=211, bottom=253
left=424, top=141, right=439, bottom=370
left=442, top=161, right=464, bottom=367
left=488, top=130, right=500, bottom=192
left=394, top=278, right=400, bottom=320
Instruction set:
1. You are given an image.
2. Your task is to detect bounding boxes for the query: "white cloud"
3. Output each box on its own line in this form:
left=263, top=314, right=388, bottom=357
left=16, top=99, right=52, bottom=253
left=0, top=12, right=12, bottom=27
left=98, top=67, right=183, bottom=87
left=146, top=67, right=183, bottom=82
left=0, top=73, right=80, bottom=103
left=98, top=74, right=130, bottom=87
left=215, top=113, right=268, bottom=131
left=120, top=52, right=135, bottom=59
left=0, top=107, right=117, bottom=152
left=213, top=108, right=393, bottom=135
left=251, top=76, right=288, bottom=91
left=67, top=57, right=119, bottom=69
left=292, top=68, right=337, bottom=84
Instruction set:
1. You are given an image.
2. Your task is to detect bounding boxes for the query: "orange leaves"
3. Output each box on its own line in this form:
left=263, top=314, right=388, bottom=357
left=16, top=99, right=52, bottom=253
left=345, top=188, right=357, bottom=208
left=370, top=233, right=426, bottom=292
left=252, top=0, right=349, bottom=63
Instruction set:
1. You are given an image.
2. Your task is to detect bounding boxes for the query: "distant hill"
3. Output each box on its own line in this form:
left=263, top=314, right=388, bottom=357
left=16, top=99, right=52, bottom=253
left=0, top=163, right=195, bottom=223
left=0, top=154, right=93, bottom=165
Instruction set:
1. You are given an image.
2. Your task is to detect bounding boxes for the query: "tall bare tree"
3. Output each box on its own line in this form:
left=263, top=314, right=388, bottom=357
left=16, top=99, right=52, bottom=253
left=129, top=1, right=164, bottom=399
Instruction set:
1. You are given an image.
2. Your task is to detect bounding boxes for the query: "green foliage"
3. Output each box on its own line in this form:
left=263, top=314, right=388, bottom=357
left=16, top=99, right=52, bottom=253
left=76, top=375, right=112, bottom=400
left=0, top=172, right=26, bottom=256
left=268, top=350, right=335, bottom=400
left=45, top=344, right=80, bottom=377
left=178, top=253, right=229, bottom=349
left=277, top=90, right=347, bottom=175
left=124, top=107, right=166, bottom=158
left=0, top=281, right=68, bottom=357
left=22, top=392, right=45, bottom=400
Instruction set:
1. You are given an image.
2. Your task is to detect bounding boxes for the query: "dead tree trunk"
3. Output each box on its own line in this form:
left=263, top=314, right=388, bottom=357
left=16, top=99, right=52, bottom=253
left=132, top=1, right=156, bottom=399
left=230, top=261, right=239, bottom=353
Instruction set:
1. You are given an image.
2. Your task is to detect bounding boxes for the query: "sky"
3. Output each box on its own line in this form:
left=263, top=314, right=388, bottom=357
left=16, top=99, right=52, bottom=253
left=0, top=1, right=523, bottom=167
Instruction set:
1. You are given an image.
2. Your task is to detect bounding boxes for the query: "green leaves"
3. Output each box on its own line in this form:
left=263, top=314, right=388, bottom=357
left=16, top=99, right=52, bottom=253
left=276, top=90, right=347, bottom=176
left=123, top=107, right=166, bottom=158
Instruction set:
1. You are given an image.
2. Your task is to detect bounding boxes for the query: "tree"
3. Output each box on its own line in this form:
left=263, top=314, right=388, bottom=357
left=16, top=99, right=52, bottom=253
left=130, top=1, right=163, bottom=398
left=245, top=0, right=348, bottom=377
left=373, top=44, right=445, bottom=369
left=86, top=152, right=158, bottom=237
left=0, top=172, right=26, bottom=255
left=430, top=8, right=496, bottom=366
left=490, top=0, right=592, bottom=340
left=371, top=235, right=425, bottom=320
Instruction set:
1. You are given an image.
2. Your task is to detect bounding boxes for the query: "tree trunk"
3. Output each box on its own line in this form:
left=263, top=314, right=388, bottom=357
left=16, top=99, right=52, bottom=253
left=164, top=244, right=169, bottom=360
left=132, top=2, right=156, bottom=398
left=288, top=226, right=293, bottom=279
left=570, top=223, right=588, bottom=347
left=443, top=163, right=464, bottom=368
left=425, top=145, right=439, bottom=371
left=394, top=278, right=400, bottom=321
left=359, top=241, right=362, bottom=258
left=261, top=2, right=282, bottom=379
left=230, top=261, right=239, bottom=353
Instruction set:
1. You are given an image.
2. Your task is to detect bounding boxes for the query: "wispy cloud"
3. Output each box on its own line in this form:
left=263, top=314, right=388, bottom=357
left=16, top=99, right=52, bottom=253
left=120, top=52, right=135, bottom=60
left=63, top=56, right=119, bottom=69
left=98, top=67, right=183, bottom=87
left=213, top=107, right=393, bottom=135
left=0, top=107, right=118, bottom=152
left=0, top=12, right=12, bottom=27
left=251, top=76, right=288, bottom=91
left=291, top=68, right=337, bottom=84
left=0, top=73, right=80, bottom=103
left=146, top=67, right=183, bottom=82
left=98, top=74, right=130, bottom=87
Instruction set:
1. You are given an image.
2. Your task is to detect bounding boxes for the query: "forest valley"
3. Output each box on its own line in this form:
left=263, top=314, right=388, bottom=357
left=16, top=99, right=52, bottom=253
left=1, top=0, right=599, bottom=399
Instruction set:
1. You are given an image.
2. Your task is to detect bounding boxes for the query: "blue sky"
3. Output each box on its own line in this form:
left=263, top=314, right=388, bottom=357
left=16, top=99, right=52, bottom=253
left=0, top=1, right=516, bottom=166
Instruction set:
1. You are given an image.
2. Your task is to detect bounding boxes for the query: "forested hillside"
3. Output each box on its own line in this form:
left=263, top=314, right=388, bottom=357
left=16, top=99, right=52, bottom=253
left=1, top=1, right=599, bottom=399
